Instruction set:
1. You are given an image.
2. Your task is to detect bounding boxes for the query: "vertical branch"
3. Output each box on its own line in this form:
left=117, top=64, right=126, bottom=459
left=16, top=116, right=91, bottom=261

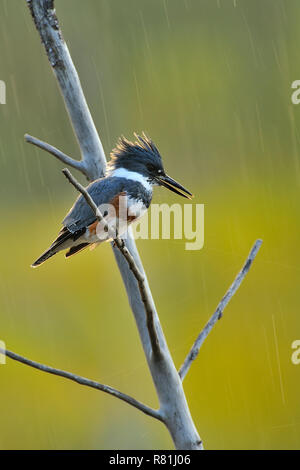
left=25, top=0, right=203, bottom=450
left=27, top=0, right=106, bottom=180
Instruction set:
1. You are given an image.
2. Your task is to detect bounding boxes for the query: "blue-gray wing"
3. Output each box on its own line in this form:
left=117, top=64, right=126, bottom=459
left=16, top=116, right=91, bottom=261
left=63, top=176, right=126, bottom=233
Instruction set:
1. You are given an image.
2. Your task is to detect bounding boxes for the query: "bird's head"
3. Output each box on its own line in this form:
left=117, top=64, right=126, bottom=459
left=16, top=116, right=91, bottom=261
left=108, top=133, right=193, bottom=199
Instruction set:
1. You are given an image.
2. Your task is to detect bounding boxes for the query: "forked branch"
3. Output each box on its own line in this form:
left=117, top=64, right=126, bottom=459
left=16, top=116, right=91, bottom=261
left=24, top=0, right=202, bottom=451
left=26, top=0, right=106, bottom=181
left=16, top=0, right=264, bottom=450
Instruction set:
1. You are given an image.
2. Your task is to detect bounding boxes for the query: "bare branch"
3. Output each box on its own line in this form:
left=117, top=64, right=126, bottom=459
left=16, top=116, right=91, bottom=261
left=26, top=0, right=106, bottom=180
left=179, top=239, right=263, bottom=381
left=0, top=347, right=162, bottom=422
left=62, top=168, right=161, bottom=359
left=25, top=134, right=86, bottom=175
left=24, top=0, right=204, bottom=449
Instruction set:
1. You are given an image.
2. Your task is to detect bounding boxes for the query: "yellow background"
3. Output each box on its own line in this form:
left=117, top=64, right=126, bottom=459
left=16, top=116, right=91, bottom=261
left=0, top=0, right=299, bottom=449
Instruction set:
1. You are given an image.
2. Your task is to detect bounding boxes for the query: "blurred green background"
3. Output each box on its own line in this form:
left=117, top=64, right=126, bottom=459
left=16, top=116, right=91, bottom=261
left=0, top=0, right=300, bottom=450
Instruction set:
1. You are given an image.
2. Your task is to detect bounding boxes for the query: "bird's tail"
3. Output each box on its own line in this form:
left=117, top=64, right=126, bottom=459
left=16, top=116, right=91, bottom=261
left=31, top=227, right=73, bottom=268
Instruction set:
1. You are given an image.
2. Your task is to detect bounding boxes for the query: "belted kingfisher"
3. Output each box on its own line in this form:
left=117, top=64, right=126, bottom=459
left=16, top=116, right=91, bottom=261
left=31, top=133, right=192, bottom=267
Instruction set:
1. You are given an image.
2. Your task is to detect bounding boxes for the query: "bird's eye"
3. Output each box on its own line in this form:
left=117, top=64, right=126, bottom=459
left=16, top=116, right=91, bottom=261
left=157, top=169, right=162, bottom=174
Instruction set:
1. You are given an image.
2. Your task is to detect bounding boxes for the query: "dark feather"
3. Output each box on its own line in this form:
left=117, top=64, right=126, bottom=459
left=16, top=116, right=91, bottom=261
left=65, top=243, right=89, bottom=258
left=31, top=227, right=86, bottom=267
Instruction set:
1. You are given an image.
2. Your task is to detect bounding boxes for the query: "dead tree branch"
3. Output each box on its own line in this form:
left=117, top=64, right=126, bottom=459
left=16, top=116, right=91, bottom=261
left=24, top=0, right=203, bottom=449
left=26, top=0, right=106, bottom=181
left=179, top=239, right=263, bottom=380
left=15, top=0, right=264, bottom=450
left=25, top=134, right=84, bottom=174
left=0, top=347, right=162, bottom=421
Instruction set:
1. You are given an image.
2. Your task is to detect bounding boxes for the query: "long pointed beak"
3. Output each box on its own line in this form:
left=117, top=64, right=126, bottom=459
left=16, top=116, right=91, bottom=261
left=157, top=174, right=193, bottom=199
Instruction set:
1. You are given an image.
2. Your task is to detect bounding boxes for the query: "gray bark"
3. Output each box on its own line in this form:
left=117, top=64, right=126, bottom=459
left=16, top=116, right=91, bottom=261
left=26, top=0, right=202, bottom=449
